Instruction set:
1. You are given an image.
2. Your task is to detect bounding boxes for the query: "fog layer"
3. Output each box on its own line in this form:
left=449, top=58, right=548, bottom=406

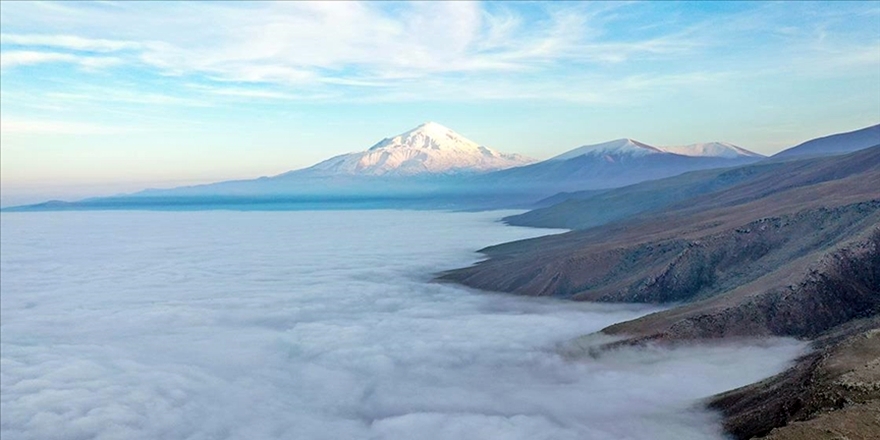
left=0, top=210, right=804, bottom=440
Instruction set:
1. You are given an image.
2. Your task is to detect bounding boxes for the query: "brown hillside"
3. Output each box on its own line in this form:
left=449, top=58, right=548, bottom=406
left=440, top=146, right=880, bottom=341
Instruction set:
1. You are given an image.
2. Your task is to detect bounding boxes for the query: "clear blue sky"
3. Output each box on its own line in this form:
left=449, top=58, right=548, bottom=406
left=1, top=1, right=879, bottom=205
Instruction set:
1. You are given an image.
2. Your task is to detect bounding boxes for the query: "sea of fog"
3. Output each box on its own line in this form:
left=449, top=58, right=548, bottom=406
left=0, top=210, right=805, bottom=440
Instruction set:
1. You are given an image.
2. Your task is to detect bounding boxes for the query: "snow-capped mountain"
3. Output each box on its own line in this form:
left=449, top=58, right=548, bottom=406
left=484, top=137, right=765, bottom=194
left=550, top=138, right=663, bottom=161
left=550, top=138, right=762, bottom=161
left=301, top=122, right=533, bottom=176
left=659, top=142, right=763, bottom=158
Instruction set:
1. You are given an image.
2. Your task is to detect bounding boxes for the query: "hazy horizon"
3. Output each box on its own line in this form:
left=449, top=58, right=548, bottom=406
left=2, top=1, right=879, bottom=205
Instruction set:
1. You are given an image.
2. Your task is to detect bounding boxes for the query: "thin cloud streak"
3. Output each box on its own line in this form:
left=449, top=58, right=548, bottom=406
left=0, top=50, right=122, bottom=69
left=0, top=33, right=142, bottom=52
left=0, top=118, right=127, bottom=135
left=0, top=2, right=700, bottom=88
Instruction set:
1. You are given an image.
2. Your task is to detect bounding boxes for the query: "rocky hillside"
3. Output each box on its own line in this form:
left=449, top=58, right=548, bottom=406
left=508, top=124, right=880, bottom=231
left=504, top=161, right=789, bottom=230
left=601, top=225, right=879, bottom=341
left=441, top=145, right=880, bottom=440
left=442, top=147, right=880, bottom=339
left=708, top=316, right=880, bottom=439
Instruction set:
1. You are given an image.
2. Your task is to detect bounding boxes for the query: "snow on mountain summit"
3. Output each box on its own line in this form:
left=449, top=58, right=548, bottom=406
left=551, top=138, right=763, bottom=161
left=659, top=142, right=764, bottom=158
left=550, top=138, right=663, bottom=161
left=305, top=122, right=534, bottom=176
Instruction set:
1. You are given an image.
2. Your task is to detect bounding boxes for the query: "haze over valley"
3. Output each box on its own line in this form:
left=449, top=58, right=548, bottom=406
left=1, top=2, right=878, bottom=440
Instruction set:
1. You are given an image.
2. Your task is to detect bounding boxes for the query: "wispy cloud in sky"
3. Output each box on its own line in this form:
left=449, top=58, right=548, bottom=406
left=0, top=117, right=126, bottom=135
left=1, top=1, right=878, bottom=202
left=0, top=50, right=123, bottom=69
left=0, top=2, right=741, bottom=99
left=2, top=2, right=877, bottom=104
left=0, top=33, right=142, bottom=52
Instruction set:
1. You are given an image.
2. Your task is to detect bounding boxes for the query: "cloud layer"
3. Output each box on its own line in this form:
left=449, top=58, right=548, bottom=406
left=1, top=210, right=805, bottom=440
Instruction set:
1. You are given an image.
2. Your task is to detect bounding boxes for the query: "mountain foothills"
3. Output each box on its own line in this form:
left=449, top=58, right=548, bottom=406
left=441, top=124, right=880, bottom=439
left=7, top=122, right=766, bottom=211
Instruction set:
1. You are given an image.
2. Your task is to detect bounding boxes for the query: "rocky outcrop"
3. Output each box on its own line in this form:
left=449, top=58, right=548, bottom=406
left=445, top=200, right=878, bottom=312
left=708, top=317, right=880, bottom=439
left=603, top=227, right=880, bottom=341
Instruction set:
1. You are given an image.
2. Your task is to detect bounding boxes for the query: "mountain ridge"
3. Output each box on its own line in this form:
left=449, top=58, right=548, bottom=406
left=550, top=138, right=762, bottom=162
left=441, top=145, right=880, bottom=306
left=772, top=123, right=880, bottom=159
left=505, top=123, right=880, bottom=230
left=661, top=141, right=764, bottom=159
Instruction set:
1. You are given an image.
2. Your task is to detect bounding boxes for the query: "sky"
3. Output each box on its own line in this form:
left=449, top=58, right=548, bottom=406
left=1, top=1, right=879, bottom=205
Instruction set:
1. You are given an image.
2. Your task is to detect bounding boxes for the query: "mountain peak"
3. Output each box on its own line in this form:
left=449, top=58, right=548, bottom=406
left=551, top=138, right=764, bottom=161
left=307, top=123, right=534, bottom=176
left=551, top=138, right=661, bottom=161
left=659, top=142, right=764, bottom=158
left=412, top=121, right=451, bottom=134
left=369, top=121, right=462, bottom=151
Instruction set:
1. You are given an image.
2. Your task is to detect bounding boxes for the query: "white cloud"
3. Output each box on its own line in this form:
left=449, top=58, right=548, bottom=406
left=0, top=1, right=875, bottom=111
left=0, top=2, right=695, bottom=85
left=190, top=86, right=310, bottom=101
left=0, top=50, right=122, bottom=69
left=0, top=33, right=141, bottom=52
left=43, top=90, right=209, bottom=107
left=0, top=117, right=124, bottom=135
left=0, top=210, right=806, bottom=440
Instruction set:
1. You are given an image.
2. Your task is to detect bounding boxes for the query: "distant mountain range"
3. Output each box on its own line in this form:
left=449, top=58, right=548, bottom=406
left=6, top=122, right=878, bottom=211
left=550, top=138, right=763, bottom=161
left=479, top=137, right=764, bottom=196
